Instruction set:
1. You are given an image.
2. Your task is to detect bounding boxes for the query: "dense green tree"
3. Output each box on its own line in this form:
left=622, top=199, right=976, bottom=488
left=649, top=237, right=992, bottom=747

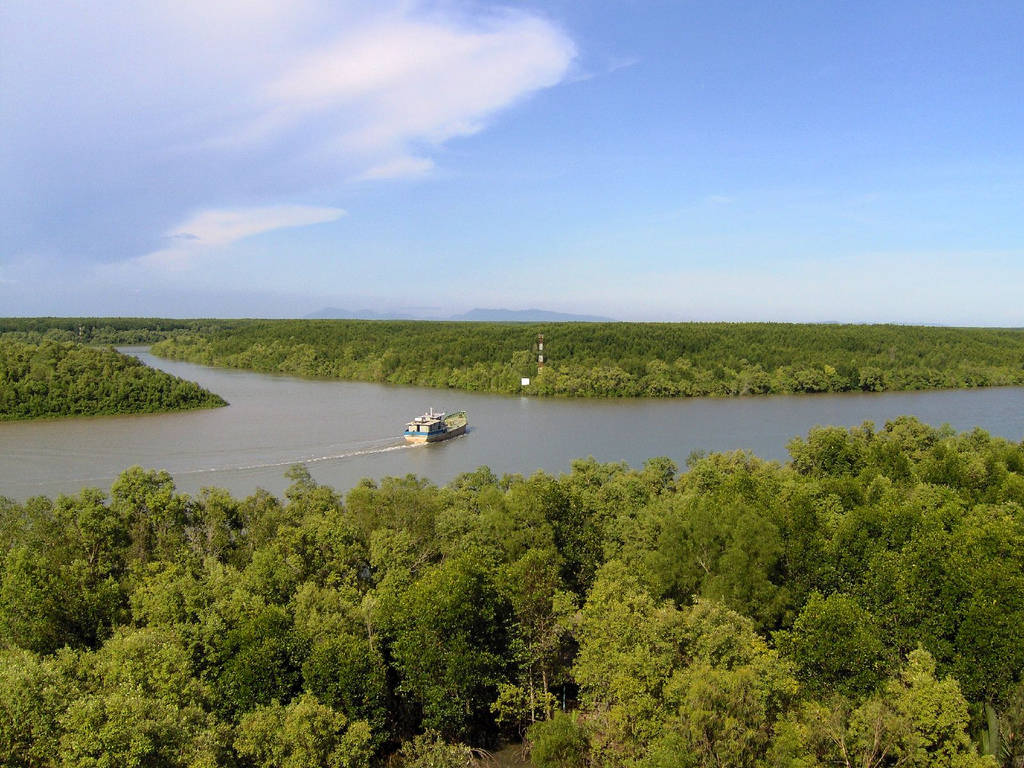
left=0, top=648, right=77, bottom=767
left=642, top=600, right=799, bottom=768
left=0, top=488, right=132, bottom=652
left=59, top=689, right=224, bottom=768
left=0, top=337, right=225, bottom=420
left=573, top=560, right=682, bottom=765
left=495, top=548, right=576, bottom=730
left=210, top=595, right=304, bottom=718
left=111, top=467, right=189, bottom=565
left=292, top=581, right=388, bottom=740
left=528, top=712, right=590, bottom=768
left=949, top=505, right=1024, bottom=706
left=394, top=730, right=476, bottom=768
left=383, top=554, right=512, bottom=742
left=777, top=650, right=994, bottom=767
left=187, top=487, right=244, bottom=563
left=0, top=546, right=69, bottom=653
left=55, top=627, right=231, bottom=768
left=777, top=591, right=890, bottom=698
left=234, top=693, right=373, bottom=768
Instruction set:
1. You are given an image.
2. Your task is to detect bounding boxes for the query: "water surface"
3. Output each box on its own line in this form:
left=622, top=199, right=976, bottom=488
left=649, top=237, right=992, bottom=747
left=2, top=348, right=1023, bottom=500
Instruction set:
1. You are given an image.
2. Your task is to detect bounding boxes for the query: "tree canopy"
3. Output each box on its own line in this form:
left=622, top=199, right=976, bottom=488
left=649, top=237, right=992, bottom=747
left=2, top=417, right=1022, bottom=766
left=0, top=338, right=226, bottom=420
left=149, top=319, right=1024, bottom=397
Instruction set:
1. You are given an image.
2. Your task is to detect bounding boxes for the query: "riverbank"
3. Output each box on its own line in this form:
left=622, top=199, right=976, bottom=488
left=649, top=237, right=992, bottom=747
left=149, top=319, right=1024, bottom=398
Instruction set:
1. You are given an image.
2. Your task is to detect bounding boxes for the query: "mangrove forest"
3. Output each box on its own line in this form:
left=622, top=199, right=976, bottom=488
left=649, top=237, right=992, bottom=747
left=2, top=418, right=1023, bottom=766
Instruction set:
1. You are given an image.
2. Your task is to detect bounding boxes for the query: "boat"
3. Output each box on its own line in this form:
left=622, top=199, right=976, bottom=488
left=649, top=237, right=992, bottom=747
left=404, top=408, right=468, bottom=443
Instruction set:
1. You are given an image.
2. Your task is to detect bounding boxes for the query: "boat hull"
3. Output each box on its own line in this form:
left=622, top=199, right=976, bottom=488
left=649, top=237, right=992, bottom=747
left=405, top=423, right=467, bottom=443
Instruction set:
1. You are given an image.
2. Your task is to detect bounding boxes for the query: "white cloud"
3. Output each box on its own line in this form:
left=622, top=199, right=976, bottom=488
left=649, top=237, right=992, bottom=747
left=355, top=155, right=436, bottom=181
left=117, top=1, right=576, bottom=177
left=138, top=205, right=346, bottom=271
left=246, top=6, right=576, bottom=174
left=1, top=0, right=576, bottom=260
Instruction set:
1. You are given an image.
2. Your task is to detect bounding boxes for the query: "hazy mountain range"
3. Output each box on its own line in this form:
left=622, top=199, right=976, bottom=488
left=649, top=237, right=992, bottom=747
left=306, top=307, right=615, bottom=322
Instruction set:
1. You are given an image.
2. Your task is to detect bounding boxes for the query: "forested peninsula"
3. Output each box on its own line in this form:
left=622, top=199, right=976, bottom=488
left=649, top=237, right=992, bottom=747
left=2, top=418, right=1023, bottom=766
left=0, top=338, right=226, bottom=420
left=149, top=320, right=1024, bottom=398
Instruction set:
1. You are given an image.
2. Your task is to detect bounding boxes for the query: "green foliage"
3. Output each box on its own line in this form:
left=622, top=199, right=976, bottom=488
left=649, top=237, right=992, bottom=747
left=0, top=317, right=218, bottom=345
left=573, top=560, right=681, bottom=762
left=293, top=581, right=388, bottom=738
left=0, top=337, right=225, bottom=420
left=644, top=600, right=800, bottom=768
left=146, top=319, right=1024, bottom=398
left=59, top=689, right=225, bottom=768
left=528, top=712, right=589, bottom=768
left=0, top=418, right=1021, bottom=765
left=994, top=681, right=1024, bottom=768
left=0, top=487, right=133, bottom=652
left=574, top=561, right=800, bottom=767
left=234, top=693, right=373, bottom=768
left=777, top=649, right=995, bottom=767
left=0, top=648, right=76, bottom=767
left=395, top=730, right=476, bottom=768
left=383, top=554, right=512, bottom=742
left=8, top=317, right=1024, bottom=398
left=777, top=591, right=890, bottom=698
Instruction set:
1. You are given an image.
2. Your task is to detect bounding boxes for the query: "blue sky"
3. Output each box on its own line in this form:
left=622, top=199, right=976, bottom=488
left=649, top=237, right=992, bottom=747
left=2, top=1, right=1023, bottom=323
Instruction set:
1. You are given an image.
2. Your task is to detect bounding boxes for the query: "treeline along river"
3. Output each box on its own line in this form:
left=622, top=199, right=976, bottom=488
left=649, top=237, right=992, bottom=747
left=1, top=348, right=1024, bottom=500
left=150, top=319, right=1024, bottom=397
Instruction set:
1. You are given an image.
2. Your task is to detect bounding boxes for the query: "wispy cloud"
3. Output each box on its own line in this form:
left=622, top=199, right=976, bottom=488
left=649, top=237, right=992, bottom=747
left=246, top=7, right=576, bottom=177
left=566, top=53, right=639, bottom=83
left=138, top=205, right=346, bottom=271
left=1, top=1, right=576, bottom=261
left=606, top=56, right=640, bottom=74
left=355, top=156, right=436, bottom=182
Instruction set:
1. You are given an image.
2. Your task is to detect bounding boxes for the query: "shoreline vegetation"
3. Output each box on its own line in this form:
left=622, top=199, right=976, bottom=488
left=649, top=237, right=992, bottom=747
left=150, top=319, right=1024, bottom=398
left=0, top=337, right=226, bottom=420
left=4, top=316, right=1024, bottom=399
left=1, top=418, right=1022, bottom=766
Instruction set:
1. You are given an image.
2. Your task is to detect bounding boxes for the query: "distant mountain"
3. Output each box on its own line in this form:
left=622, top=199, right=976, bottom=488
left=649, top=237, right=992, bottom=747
left=448, top=308, right=615, bottom=322
left=306, top=307, right=615, bottom=322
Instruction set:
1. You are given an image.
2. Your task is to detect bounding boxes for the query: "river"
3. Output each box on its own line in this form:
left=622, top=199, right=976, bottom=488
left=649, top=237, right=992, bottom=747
left=2, top=348, right=1024, bottom=500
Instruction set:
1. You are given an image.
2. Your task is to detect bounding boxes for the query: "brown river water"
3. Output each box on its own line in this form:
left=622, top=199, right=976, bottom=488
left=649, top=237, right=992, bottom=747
left=2, top=348, right=1023, bottom=500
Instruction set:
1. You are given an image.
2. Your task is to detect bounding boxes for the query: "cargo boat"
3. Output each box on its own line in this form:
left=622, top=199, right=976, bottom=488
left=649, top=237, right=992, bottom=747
left=404, top=409, right=468, bottom=443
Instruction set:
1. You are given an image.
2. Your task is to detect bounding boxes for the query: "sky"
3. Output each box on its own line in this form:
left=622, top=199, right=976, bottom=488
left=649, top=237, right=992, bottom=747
left=2, top=1, right=1023, bottom=324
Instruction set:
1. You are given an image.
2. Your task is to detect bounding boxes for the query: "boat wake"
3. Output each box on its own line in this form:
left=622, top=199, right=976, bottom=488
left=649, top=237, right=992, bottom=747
left=8, top=434, right=455, bottom=494
left=176, top=439, right=424, bottom=477
left=5, top=440, right=425, bottom=494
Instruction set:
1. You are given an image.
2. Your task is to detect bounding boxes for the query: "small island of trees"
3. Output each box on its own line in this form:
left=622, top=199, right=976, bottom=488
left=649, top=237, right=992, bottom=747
left=0, top=337, right=226, bottom=420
